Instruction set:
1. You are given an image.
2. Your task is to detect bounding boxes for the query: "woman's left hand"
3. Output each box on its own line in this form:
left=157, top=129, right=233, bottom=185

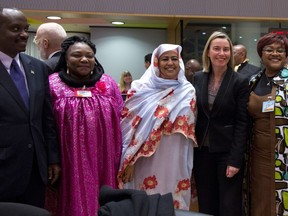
left=226, top=165, right=239, bottom=178
left=121, top=164, right=135, bottom=183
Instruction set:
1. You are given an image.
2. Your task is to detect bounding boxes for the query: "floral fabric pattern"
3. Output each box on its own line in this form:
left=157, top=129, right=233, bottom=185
left=118, top=44, right=197, bottom=210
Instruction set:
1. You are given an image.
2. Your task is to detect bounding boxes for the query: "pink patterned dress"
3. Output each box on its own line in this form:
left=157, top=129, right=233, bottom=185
left=47, top=73, right=123, bottom=216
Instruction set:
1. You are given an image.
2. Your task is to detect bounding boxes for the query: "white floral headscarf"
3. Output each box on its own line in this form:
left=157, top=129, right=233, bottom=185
left=118, top=44, right=197, bottom=187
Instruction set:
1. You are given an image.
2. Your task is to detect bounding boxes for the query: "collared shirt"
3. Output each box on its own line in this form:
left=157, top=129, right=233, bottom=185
left=234, top=58, right=249, bottom=72
left=0, top=51, right=29, bottom=91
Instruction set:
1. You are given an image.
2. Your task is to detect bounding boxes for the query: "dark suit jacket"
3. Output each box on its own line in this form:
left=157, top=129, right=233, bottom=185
left=194, top=67, right=249, bottom=168
left=44, top=51, right=61, bottom=74
left=237, top=61, right=260, bottom=82
left=0, top=53, right=60, bottom=199
left=98, top=185, right=175, bottom=216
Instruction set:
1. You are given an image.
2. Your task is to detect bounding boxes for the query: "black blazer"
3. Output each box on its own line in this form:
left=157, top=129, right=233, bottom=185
left=0, top=53, right=60, bottom=199
left=44, top=51, right=61, bottom=74
left=194, top=67, right=249, bottom=168
left=98, top=186, right=175, bottom=216
left=237, top=61, right=260, bottom=82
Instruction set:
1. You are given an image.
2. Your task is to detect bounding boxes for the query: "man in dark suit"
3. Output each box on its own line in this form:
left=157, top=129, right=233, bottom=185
left=34, top=22, right=67, bottom=73
left=185, top=58, right=201, bottom=84
left=0, top=7, right=61, bottom=208
left=233, top=44, right=260, bottom=82
left=144, top=53, right=152, bottom=69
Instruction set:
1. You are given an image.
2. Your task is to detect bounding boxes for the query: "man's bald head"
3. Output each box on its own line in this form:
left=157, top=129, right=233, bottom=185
left=233, top=44, right=247, bottom=66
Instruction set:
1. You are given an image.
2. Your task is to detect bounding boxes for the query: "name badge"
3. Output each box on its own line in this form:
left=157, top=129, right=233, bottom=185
left=74, top=90, right=92, bottom=97
left=262, top=99, right=274, bottom=112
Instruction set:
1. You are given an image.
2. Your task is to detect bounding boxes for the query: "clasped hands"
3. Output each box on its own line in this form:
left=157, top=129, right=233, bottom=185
left=120, top=164, right=135, bottom=183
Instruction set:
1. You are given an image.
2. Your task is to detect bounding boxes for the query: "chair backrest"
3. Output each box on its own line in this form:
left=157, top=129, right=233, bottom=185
left=0, top=202, right=51, bottom=216
left=175, top=209, right=213, bottom=216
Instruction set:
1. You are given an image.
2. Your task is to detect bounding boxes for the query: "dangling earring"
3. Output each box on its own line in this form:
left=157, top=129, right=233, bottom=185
left=91, top=71, right=93, bottom=75
left=67, top=69, right=69, bottom=75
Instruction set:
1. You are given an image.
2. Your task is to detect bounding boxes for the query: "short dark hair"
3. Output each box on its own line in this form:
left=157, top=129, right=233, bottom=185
left=257, top=33, right=288, bottom=58
left=144, top=53, right=152, bottom=63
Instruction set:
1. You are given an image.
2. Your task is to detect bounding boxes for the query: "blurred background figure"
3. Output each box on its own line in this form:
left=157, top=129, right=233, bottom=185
left=185, top=59, right=201, bottom=84
left=34, top=22, right=67, bottom=73
left=118, top=44, right=197, bottom=210
left=233, top=44, right=260, bottom=82
left=284, top=56, right=288, bottom=69
left=46, top=36, right=123, bottom=216
left=248, top=33, right=288, bottom=216
left=144, top=53, right=152, bottom=69
left=119, top=70, right=133, bottom=100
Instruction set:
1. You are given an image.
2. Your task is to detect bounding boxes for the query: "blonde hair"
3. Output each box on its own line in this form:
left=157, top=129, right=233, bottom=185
left=119, top=71, right=132, bottom=92
left=202, top=31, right=234, bottom=72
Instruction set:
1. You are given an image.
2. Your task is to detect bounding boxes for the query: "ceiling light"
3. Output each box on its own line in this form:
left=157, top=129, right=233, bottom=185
left=46, top=16, right=62, bottom=20
left=111, top=21, right=125, bottom=25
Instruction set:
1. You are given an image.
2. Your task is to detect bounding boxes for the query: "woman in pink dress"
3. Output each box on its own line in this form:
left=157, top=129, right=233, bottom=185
left=118, top=44, right=197, bottom=210
left=46, top=36, right=123, bottom=216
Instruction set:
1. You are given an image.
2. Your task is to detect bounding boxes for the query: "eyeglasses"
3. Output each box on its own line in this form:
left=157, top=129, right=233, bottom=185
left=262, top=48, right=286, bottom=54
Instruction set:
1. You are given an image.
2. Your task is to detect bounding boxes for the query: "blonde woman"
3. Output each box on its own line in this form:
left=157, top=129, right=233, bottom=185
left=193, top=31, right=249, bottom=216
left=119, top=71, right=132, bottom=100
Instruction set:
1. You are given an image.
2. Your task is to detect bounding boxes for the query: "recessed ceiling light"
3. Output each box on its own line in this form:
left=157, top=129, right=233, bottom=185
left=46, top=16, right=62, bottom=20
left=111, top=21, right=125, bottom=25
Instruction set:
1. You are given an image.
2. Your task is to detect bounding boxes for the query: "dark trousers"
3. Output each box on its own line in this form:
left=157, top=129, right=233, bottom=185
left=194, top=147, right=244, bottom=216
left=0, top=157, right=45, bottom=208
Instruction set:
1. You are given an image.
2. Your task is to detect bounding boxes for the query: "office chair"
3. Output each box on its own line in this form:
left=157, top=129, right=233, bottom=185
left=175, top=209, right=212, bottom=216
left=0, top=202, right=51, bottom=216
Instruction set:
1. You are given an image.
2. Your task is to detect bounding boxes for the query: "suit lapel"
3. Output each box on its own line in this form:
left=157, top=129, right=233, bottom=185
left=199, top=72, right=210, bottom=117
left=0, top=60, right=28, bottom=112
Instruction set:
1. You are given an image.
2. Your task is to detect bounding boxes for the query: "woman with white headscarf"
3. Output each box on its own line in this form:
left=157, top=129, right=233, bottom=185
left=118, top=44, right=197, bottom=210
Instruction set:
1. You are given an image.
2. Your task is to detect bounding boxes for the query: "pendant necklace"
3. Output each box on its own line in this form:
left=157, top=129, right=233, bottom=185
left=266, top=74, right=274, bottom=86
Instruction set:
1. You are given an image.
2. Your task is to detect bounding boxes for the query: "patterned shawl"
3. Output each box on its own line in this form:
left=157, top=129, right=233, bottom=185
left=118, top=44, right=197, bottom=187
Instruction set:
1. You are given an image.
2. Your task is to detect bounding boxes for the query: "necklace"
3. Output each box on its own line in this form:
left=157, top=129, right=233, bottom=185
left=265, top=74, right=274, bottom=86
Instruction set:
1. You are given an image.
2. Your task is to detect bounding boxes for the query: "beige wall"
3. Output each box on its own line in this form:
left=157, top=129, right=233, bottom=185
left=1, top=0, right=288, bottom=19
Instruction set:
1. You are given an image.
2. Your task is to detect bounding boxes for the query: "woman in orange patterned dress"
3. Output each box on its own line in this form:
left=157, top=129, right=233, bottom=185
left=118, top=44, right=197, bottom=210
